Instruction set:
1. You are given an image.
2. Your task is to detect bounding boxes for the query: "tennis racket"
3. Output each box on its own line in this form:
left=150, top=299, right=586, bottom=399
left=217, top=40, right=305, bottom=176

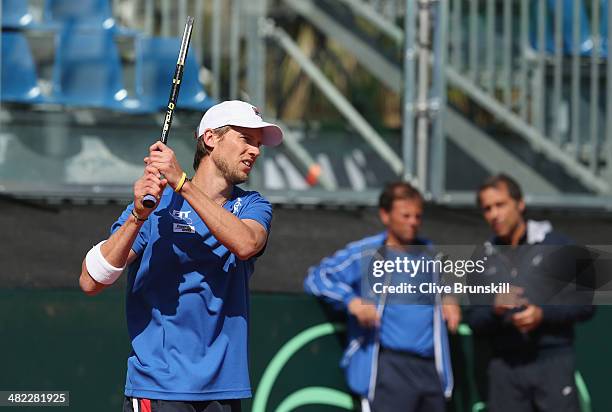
left=143, top=16, right=195, bottom=208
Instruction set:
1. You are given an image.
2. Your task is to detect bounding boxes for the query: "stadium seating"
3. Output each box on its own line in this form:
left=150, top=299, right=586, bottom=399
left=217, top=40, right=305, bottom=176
left=44, top=0, right=115, bottom=29
left=2, top=0, right=34, bottom=28
left=50, top=26, right=128, bottom=109
left=134, top=36, right=215, bottom=112
left=1, top=31, right=44, bottom=103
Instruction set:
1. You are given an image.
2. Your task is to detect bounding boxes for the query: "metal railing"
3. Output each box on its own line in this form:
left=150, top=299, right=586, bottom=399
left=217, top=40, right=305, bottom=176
left=102, top=0, right=612, bottom=208
left=439, top=0, right=612, bottom=196
left=319, top=0, right=612, bottom=205
left=3, top=0, right=612, bottom=208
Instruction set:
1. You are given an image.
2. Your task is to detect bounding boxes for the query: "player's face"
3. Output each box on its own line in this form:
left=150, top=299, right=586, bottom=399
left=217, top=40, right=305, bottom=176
left=212, top=126, right=262, bottom=184
left=479, top=184, right=525, bottom=240
left=380, top=198, right=423, bottom=245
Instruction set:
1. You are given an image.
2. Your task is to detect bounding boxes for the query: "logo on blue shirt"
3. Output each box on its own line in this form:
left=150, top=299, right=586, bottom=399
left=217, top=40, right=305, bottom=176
left=171, top=209, right=193, bottom=224
left=232, top=198, right=242, bottom=215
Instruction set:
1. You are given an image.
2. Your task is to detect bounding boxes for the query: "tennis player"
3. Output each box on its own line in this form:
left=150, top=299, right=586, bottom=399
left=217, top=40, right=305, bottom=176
left=79, top=101, right=282, bottom=412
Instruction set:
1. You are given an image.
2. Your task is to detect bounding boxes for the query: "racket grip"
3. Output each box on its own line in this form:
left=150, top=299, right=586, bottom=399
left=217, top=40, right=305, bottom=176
left=142, top=194, right=157, bottom=209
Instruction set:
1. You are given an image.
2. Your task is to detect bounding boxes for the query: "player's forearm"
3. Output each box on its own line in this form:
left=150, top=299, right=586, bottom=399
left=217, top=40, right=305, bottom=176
left=180, top=180, right=261, bottom=259
left=79, top=213, right=143, bottom=295
left=100, top=213, right=145, bottom=267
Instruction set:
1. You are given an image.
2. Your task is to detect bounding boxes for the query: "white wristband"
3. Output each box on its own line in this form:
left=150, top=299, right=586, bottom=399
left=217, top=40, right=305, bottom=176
left=85, top=241, right=125, bottom=285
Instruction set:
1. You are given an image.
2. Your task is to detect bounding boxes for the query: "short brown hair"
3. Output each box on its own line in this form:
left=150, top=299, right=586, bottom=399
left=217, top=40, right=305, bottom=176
left=193, top=126, right=231, bottom=171
left=378, top=181, right=424, bottom=211
left=476, top=173, right=523, bottom=207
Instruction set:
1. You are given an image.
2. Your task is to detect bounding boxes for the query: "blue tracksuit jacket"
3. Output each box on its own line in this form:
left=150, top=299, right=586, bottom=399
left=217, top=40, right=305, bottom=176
left=304, top=232, right=453, bottom=401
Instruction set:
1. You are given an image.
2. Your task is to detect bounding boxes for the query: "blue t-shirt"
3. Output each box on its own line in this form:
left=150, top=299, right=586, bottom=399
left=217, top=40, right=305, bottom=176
left=110, top=186, right=272, bottom=401
left=379, top=248, right=435, bottom=357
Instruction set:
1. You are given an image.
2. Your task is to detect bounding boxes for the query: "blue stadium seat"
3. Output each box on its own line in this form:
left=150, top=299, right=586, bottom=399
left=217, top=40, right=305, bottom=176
left=2, top=0, right=33, bottom=28
left=135, top=36, right=215, bottom=112
left=44, top=0, right=115, bottom=29
left=531, top=0, right=594, bottom=56
left=1, top=32, right=44, bottom=103
left=51, top=26, right=127, bottom=109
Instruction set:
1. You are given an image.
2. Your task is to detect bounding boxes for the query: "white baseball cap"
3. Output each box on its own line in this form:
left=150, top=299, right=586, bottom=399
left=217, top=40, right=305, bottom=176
left=197, top=100, right=283, bottom=146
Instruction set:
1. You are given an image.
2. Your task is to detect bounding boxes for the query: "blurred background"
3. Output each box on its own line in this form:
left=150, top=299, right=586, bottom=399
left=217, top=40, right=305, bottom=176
left=0, top=0, right=611, bottom=411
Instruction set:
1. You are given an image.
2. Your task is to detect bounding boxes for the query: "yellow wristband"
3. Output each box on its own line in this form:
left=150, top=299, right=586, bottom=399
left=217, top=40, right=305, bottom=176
left=175, top=172, right=188, bottom=192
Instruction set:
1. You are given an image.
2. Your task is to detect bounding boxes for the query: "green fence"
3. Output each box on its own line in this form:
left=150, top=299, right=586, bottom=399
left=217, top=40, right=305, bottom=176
left=0, top=290, right=609, bottom=411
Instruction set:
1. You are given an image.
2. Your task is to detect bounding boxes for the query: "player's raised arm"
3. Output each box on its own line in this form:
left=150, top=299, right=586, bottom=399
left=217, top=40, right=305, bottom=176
left=79, top=165, right=165, bottom=295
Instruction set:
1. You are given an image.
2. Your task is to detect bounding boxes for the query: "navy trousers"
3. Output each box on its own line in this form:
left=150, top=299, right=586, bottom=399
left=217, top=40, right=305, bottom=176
left=370, top=348, right=445, bottom=412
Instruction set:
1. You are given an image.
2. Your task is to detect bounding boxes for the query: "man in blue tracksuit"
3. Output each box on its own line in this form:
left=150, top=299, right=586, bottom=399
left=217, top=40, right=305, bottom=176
left=467, top=174, right=595, bottom=412
left=304, top=182, right=454, bottom=412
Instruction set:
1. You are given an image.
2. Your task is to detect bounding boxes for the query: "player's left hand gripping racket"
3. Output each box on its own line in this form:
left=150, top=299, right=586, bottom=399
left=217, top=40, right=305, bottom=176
left=142, top=16, right=195, bottom=209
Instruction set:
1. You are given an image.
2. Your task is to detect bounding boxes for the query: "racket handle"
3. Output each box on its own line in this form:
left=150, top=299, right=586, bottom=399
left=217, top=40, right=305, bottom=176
left=142, top=194, right=157, bottom=209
